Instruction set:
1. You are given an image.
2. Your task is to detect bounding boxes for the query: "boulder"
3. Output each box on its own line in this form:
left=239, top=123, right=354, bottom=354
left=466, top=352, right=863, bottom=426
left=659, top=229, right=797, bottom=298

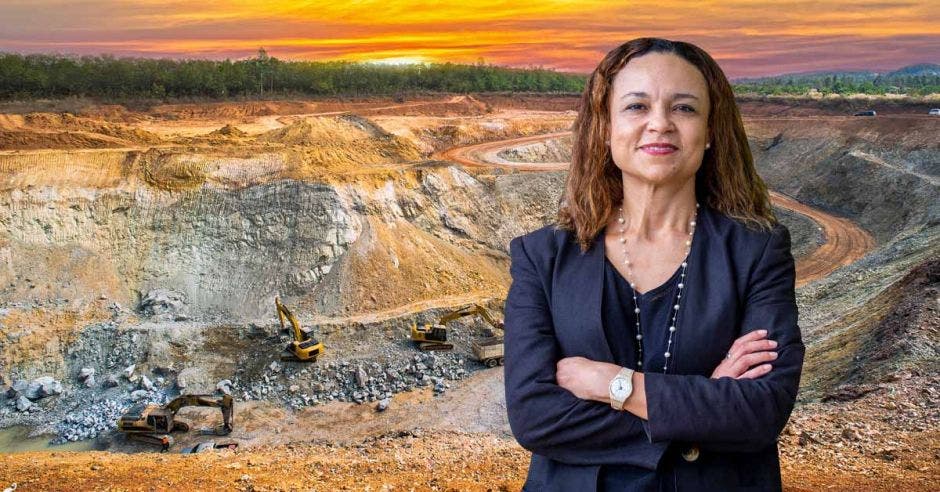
left=15, top=395, right=32, bottom=412
left=376, top=398, right=391, bottom=412
left=78, top=367, right=95, bottom=381
left=28, top=377, right=63, bottom=400
left=216, top=379, right=233, bottom=395
left=137, top=289, right=189, bottom=320
left=355, top=365, right=370, bottom=388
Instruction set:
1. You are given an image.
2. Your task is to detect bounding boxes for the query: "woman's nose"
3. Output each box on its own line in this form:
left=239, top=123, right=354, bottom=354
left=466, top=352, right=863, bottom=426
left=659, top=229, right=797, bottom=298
left=646, top=106, right=675, bottom=133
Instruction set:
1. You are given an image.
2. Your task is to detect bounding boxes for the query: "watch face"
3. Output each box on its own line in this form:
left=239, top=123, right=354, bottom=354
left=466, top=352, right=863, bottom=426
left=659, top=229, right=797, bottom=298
left=611, top=378, right=629, bottom=399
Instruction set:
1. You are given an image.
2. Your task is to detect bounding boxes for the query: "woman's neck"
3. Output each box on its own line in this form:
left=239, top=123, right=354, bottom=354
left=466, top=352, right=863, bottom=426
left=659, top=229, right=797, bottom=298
left=617, top=178, right=698, bottom=241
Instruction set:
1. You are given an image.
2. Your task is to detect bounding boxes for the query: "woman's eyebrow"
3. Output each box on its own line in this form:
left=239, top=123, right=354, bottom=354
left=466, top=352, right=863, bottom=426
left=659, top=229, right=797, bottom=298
left=621, top=91, right=700, bottom=101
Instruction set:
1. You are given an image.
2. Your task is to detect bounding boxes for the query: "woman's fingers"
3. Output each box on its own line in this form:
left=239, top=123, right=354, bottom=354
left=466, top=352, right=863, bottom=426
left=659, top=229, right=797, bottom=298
left=732, top=350, right=778, bottom=373
left=737, top=364, right=773, bottom=379
left=740, top=338, right=777, bottom=356
left=728, top=329, right=768, bottom=354
left=710, top=329, right=779, bottom=379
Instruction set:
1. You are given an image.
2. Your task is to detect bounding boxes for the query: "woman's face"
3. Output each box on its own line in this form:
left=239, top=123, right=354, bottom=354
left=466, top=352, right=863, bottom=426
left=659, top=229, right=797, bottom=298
left=607, top=52, right=710, bottom=188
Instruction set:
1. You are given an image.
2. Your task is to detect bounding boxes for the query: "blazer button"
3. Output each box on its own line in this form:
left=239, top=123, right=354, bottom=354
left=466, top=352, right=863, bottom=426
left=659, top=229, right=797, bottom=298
left=681, top=445, right=700, bottom=462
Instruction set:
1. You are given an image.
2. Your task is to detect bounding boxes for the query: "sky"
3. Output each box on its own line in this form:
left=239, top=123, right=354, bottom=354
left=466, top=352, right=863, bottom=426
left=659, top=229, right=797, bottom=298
left=1, top=0, right=938, bottom=79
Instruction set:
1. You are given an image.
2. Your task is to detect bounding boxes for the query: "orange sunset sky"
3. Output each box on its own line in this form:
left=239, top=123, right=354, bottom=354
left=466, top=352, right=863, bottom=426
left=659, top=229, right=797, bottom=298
left=1, top=0, right=937, bottom=78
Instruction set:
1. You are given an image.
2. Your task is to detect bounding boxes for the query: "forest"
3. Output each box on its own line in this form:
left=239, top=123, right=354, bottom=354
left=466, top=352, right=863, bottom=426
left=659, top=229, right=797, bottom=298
left=0, top=50, right=936, bottom=100
left=0, top=50, right=585, bottom=99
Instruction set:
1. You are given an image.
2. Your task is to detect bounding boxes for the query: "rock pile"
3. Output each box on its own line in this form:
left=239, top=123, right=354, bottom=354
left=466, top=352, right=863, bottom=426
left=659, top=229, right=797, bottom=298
left=5, top=376, right=63, bottom=412
left=234, top=352, right=475, bottom=409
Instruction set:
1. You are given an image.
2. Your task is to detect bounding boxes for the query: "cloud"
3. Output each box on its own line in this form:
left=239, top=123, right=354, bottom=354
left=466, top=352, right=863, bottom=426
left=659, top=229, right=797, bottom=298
left=1, top=0, right=936, bottom=77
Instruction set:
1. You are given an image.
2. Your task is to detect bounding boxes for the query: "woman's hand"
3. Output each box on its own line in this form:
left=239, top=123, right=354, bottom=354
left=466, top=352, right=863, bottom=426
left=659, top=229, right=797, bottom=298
left=711, top=329, right=778, bottom=379
left=556, top=356, right=622, bottom=402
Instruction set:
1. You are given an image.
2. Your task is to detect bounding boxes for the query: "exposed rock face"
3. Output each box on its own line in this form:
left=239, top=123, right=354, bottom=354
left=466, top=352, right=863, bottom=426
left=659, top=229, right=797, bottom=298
left=0, top=164, right=559, bottom=321
left=746, top=118, right=940, bottom=245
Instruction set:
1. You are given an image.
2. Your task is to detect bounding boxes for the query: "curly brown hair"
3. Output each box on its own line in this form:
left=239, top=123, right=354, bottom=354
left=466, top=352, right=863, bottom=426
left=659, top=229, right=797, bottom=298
left=557, top=37, right=776, bottom=252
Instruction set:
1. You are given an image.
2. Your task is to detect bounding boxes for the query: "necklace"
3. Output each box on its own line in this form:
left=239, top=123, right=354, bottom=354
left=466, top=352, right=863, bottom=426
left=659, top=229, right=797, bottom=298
left=616, top=202, right=699, bottom=373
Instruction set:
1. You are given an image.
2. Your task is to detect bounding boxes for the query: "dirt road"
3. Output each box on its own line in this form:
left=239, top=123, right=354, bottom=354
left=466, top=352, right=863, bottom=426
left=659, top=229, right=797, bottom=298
left=442, top=132, right=877, bottom=286
left=768, top=191, right=876, bottom=286
left=438, top=131, right=570, bottom=171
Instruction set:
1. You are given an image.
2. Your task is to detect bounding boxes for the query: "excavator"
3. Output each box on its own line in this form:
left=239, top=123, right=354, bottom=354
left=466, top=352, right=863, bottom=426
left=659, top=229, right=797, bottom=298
left=410, top=304, right=504, bottom=351
left=116, top=394, right=234, bottom=451
left=275, top=297, right=324, bottom=362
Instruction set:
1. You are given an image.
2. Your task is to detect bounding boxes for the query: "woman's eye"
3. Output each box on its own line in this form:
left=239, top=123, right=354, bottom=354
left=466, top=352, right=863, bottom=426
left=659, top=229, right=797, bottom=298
left=624, top=104, right=695, bottom=112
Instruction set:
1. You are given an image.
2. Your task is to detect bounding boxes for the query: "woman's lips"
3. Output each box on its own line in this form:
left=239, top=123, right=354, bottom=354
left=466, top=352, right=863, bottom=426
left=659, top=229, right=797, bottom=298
left=640, top=145, right=677, bottom=155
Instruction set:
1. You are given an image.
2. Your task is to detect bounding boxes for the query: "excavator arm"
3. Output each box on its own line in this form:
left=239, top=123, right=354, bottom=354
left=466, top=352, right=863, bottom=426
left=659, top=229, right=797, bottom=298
left=275, top=297, right=305, bottom=343
left=274, top=297, right=323, bottom=362
left=437, top=304, right=504, bottom=332
left=164, top=394, right=234, bottom=434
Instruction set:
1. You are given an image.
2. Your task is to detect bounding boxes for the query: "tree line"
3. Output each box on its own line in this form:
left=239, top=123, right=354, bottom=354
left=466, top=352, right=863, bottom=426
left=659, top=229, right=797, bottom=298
left=1, top=50, right=936, bottom=100
left=0, top=50, right=586, bottom=100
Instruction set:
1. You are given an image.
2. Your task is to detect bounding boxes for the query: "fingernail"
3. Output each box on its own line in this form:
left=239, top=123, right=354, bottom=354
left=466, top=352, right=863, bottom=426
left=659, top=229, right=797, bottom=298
left=771, top=352, right=778, bottom=358
left=758, top=329, right=767, bottom=335
left=769, top=340, right=778, bottom=347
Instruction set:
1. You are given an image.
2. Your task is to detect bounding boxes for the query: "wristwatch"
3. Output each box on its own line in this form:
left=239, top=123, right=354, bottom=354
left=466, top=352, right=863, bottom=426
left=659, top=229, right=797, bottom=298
left=608, top=367, right=635, bottom=410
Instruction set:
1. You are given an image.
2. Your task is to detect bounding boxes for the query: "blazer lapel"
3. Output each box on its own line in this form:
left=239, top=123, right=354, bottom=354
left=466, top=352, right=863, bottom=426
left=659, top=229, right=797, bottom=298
left=551, top=228, right=615, bottom=361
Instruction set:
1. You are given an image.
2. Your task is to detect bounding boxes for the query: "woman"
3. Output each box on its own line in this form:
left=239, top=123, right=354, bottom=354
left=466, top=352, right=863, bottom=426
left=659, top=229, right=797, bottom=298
left=503, top=38, right=804, bottom=491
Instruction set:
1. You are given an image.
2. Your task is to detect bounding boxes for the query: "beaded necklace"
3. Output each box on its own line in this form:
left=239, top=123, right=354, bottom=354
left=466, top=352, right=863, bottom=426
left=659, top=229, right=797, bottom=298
left=616, top=202, right=699, bottom=373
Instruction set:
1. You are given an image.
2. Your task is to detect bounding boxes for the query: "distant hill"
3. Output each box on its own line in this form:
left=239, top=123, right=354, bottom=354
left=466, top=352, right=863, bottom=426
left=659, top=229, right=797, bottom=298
left=731, top=63, right=940, bottom=96
left=885, top=63, right=940, bottom=77
left=732, top=63, right=940, bottom=84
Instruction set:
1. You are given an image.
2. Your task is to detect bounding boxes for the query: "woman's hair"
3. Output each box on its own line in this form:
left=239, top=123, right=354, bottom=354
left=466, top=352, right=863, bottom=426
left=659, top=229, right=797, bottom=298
left=556, top=37, right=776, bottom=252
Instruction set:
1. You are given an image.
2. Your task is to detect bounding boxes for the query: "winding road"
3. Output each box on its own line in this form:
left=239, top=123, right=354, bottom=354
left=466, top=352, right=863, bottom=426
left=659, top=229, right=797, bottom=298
left=442, top=132, right=876, bottom=287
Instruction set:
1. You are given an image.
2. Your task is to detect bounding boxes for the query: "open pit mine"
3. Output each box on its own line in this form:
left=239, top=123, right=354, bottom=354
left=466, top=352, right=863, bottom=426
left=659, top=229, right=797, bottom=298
left=0, top=94, right=936, bottom=490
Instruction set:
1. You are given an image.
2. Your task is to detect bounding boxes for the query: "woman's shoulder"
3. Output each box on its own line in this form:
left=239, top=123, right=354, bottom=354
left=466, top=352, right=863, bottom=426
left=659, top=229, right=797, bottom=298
left=705, top=205, right=791, bottom=257
left=510, top=223, right=571, bottom=254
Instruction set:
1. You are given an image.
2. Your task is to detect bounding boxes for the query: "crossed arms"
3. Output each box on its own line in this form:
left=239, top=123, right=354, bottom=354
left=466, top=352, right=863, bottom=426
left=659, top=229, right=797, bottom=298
left=503, top=226, right=805, bottom=467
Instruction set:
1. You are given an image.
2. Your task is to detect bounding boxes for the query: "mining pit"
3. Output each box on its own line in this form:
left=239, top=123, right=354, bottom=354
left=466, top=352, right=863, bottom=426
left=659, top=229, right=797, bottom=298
left=0, top=94, right=937, bottom=490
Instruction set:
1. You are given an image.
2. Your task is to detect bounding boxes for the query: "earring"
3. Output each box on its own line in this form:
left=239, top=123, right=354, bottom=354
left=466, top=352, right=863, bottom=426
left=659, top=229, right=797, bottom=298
left=605, top=140, right=610, bottom=146
left=705, top=142, right=711, bottom=149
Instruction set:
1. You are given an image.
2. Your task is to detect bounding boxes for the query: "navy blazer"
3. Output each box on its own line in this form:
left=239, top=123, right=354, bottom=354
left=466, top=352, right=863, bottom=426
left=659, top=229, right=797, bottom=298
left=504, top=204, right=805, bottom=491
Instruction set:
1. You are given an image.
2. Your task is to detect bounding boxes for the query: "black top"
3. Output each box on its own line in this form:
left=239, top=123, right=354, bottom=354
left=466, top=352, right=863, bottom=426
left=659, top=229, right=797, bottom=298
left=602, top=256, right=683, bottom=372
left=599, top=256, right=683, bottom=492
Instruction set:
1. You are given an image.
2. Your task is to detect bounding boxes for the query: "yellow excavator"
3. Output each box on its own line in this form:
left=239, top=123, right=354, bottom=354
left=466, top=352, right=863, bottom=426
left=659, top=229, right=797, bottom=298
left=275, top=297, right=324, bottom=362
left=410, top=304, right=504, bottom=351
left=116, top=394, right=234, bottom=451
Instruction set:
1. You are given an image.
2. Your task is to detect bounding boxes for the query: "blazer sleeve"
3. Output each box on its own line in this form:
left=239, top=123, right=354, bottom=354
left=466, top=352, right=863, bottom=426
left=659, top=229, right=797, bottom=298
left=643, top=224, right=805, bottom=452
left=503, top=235, right=670, bottom=469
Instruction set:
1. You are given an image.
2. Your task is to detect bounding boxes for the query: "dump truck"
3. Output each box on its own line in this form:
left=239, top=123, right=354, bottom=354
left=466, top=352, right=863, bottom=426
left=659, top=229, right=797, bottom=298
left=471, top=335, right=505, bottom=368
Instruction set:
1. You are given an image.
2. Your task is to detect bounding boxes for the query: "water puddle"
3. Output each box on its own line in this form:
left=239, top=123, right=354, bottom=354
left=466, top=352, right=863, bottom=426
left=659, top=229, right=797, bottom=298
left=0, top=426, right=98, bottom=453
